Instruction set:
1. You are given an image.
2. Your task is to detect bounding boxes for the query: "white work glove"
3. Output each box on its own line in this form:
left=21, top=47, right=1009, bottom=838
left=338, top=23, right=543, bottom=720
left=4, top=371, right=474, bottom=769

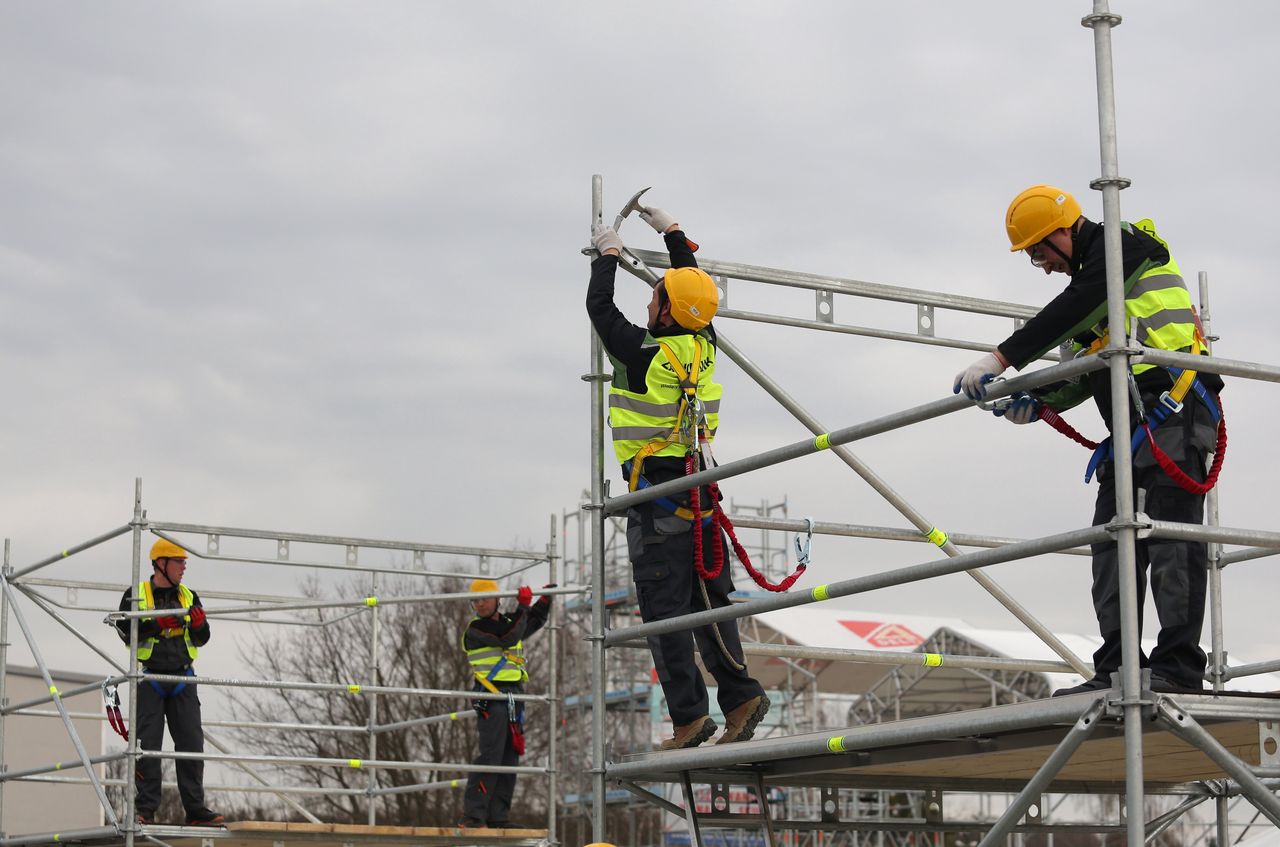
left=994, top=394, right=1040, bottom=425
left=591, top=223, right=623, bottom=256
left=638, top=206, right=677, bottom=234
left=953, top=352, right=1008, bottom=402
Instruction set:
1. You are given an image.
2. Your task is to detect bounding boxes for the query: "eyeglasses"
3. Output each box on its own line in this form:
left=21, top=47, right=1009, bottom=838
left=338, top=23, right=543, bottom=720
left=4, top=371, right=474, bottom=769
left=1027, top=241, right=1050, bottom=268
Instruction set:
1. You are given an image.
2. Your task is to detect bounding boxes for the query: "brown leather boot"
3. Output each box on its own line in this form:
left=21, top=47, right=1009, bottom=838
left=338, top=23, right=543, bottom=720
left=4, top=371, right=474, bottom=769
left=658, top=715, right=717, bottom=751
left=716, top=695, right=770, bottom=744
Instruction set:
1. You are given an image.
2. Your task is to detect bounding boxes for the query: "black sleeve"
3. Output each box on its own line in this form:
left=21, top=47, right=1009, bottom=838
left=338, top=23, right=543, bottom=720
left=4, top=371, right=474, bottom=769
left=586, top=254, right=649, bottom=362
left=523, top=597, right=551, bottom=639
left=998, top=226, right=1167, bottom=369
left=187, top=590, right=211, bottom=648
left=117, top=587, right=161, bottom=644
left=463, top=609, right=533, bottom=649
left=665, top=229, right=698, bottom=269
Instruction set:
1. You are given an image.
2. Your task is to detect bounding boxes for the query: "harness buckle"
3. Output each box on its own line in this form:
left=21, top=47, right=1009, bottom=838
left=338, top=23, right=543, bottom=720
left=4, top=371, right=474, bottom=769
left=1158, top=390, right=1183, bottom=416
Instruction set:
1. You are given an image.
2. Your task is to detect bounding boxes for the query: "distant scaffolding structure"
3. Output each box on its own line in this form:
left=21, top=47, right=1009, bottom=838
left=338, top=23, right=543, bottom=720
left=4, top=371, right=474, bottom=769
left=581, top=3, right=1280, bottom=845
left=0, top=482, right=570, bottom=845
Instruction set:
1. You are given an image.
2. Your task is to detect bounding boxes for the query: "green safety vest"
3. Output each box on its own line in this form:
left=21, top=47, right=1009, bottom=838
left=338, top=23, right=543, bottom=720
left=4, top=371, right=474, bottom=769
left=136, top=581, right=198, bottom=662
left=1036, top=219, right=1202, bottom=374
left=608, top=331, right=722, bottom=466
left=462, top=619, right=527, bottom=684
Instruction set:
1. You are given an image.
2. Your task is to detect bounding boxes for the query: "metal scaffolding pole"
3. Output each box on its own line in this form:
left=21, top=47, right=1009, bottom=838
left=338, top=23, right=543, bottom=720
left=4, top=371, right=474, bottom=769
left=367, top=570, right=380, bottom=825
left=588, top=173, right=609, bottom=843
left=546, top=513, right=560, bottom=846
left=0, top=540, right=9, bottom=835
left=0, top=577, right=117, bottom=827
left=125, top=478, right=143, bottom=845
left=1084, top=4, right=1146, bottom=844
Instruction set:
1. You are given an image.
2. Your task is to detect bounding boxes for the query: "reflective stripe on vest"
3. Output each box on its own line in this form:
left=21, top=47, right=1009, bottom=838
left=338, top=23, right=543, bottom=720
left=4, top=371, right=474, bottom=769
left=461, top=618, right=527, bottom=683
left=609, top=331, right=722, bottom=465
left=136, top=581, right=198, bottom=662
left=1087, top=219, right=1199, bottom=375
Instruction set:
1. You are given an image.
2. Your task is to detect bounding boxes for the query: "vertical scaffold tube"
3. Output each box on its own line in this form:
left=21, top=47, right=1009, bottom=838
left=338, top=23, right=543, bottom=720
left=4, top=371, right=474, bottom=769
left=0, top=539, right=10, bottom=834
left=125, top=478, right=144, bottom=845
left=588, top=174, right=609, bottom=843
left=367, top=570, right=380, bottom=824
left=1083, top=2, right=1146, bottom=844
left=1200, top=271, right=1226, bottom=693
left=546, top=513, right=560, bottom=845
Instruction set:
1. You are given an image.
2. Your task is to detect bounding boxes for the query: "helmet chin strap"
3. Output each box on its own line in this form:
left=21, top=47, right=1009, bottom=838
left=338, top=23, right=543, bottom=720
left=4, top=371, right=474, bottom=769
left=155, top=558, right=178, bottom=586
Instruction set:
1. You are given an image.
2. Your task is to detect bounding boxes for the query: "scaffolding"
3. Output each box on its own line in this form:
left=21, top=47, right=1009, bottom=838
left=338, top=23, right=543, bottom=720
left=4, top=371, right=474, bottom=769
left=581, top=3, right=1280, bottom=844
left=0, top=482, right=572, bottom=845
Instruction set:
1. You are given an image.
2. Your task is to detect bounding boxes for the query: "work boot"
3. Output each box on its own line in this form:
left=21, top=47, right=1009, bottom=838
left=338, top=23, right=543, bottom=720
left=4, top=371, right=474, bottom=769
left=1052, top=676, right=1111, bottom=697
left=658, top=715, right=717, bottom=751
left=457, top=817, right=486, bottom=829
left=716, top=695, right=771, bottom=744
left=186, top=809, right=225, bottom=826
left=135, top=813, right=155, bottom=825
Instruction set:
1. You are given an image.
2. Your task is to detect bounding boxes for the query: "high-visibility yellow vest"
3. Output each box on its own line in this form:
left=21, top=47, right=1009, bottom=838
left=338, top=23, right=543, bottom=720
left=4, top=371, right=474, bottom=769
left=462, top=620, right=527, bottom=684
left=608, top=331, right=722, bottom=466
left=136, top=581, right=198, bottom=662
left=1086, top=219, right=1200, bottom=375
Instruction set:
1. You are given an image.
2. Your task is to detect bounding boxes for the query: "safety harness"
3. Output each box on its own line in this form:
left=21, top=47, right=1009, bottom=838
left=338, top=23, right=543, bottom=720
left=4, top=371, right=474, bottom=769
left=1036, top=332, right=1226, bottom=494
left=628, top=338, right=807, bottom=594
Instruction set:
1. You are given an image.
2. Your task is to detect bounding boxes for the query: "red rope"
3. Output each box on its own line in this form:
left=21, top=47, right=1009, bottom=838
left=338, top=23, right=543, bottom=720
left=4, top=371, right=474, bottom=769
left=687, top=455, right=805, bottom=592
left=1144, top=401, right=1228, bottom=495
left=1037, top=406, right=1099, bottom=450
left=1036, top=400, right=1226, bottom=495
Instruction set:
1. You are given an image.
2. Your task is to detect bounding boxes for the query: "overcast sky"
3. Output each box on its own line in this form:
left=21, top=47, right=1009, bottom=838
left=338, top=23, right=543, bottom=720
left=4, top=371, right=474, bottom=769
left=2, top=2, right=1277, bottom=686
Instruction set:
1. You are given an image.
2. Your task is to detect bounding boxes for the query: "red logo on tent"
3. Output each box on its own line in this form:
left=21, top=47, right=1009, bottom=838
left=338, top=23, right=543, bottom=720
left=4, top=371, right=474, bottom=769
left=839, top=620, right=925, bottom=648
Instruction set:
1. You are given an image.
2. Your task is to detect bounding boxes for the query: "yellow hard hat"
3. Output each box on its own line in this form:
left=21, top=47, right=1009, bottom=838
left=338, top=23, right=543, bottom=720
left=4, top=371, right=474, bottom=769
left=470, top=578, right=499, bottom=594
left=664, top=267, right=719, bottom=330
left=584, top=843, right=619, bottom=847
left=149, top=539, right=189, bottom=562
left=1006, top=184, right=1082, bottom=252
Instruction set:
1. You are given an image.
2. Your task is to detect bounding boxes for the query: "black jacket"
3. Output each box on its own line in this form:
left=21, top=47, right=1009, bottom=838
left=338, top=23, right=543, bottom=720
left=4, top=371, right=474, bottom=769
left=462, top=598, right=551, bottom=690
left=586, top=229, right=710, bottom=484
left=116, top=579, right=211, bottom=672
left=996, top=218, right=1222, bottom=429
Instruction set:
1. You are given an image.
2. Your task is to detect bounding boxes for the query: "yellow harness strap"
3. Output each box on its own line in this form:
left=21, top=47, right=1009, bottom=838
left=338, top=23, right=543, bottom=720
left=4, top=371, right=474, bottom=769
left=626, top=337, right=707, bottom=499
left=1082, top=331, right=1204, bottom=408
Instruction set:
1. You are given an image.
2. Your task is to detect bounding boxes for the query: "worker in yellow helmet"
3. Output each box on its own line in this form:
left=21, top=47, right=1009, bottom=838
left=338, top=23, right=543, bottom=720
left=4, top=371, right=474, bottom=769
left=458, top=577, right=553, bottom=830
left=114, top=539, right=223, bottom=826
left=588, top=204, right=768, bottom=751
left=953, top=184, right=1223, bottom=697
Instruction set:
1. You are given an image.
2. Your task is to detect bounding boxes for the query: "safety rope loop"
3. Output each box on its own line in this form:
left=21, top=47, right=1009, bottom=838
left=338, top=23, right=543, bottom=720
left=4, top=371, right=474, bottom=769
left=1037, top=406, right=1099, bottom=450
left=1144, top=403, right=1227, bottom=495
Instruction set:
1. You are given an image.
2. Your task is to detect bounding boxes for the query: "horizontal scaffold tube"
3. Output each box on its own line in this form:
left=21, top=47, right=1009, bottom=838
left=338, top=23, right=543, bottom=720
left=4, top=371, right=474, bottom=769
left=0, top=752, right=123, bottom=782
left=0, top=826, right=119, bottom=847
left=1137, top=347, right=1280, bottom=383
left=150, top=521, right=549, bottom=561
left=1147, top=521, right=1280, bottom=550
left=628, top=248, right=1042, bottom=319
left=145, top=749, right=544, bottom=776
left=606, top=691, right=1101, bottom=780
left=107, top=584, right=585, bottom=621
left=612, top=639, right=1079, bottom=674
left=374, top=708, right=477, bottom=734
left=605, top=354, right=1105, bottom=516
left=0, top=676, right=125, bottom=715
left=725, top=514, right=1090, bottom=557
left=135, top=672, right=546, bottom=703
left=603, top=525, right=1109, bottom=645
left=11, top=708, right=370, bottom=735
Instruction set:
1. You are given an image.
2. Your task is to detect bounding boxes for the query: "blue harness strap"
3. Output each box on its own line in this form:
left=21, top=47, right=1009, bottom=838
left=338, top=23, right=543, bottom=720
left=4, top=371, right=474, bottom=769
left=1084, top=375, right=1221, bottom=483
left=146, top=666, right=195, bottom=700
left=621, top=461, right=714, bottom=526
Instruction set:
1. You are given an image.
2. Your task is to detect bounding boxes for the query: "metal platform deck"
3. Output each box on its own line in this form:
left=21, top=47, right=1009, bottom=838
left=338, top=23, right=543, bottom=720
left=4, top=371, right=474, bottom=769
left=11, top=822, right=549, bottom=847
left=607, top=689, right=1280, bottom=796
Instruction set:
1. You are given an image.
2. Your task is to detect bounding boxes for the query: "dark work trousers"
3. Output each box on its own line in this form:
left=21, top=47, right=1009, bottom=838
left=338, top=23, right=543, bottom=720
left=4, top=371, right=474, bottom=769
left=135, top=673, right=208, bottom=817
left=627, top=505, right=766, bottom=726
left=463, top=688, right=520, bottom=826
left=1089, top=406, right=1211, bottom=689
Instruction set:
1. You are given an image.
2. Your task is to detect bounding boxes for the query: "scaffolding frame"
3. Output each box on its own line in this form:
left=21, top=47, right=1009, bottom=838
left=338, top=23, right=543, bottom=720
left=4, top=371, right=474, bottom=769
left=0, top=479, right=574, bottom=845
left=583, top=3, right=1280, bottom=843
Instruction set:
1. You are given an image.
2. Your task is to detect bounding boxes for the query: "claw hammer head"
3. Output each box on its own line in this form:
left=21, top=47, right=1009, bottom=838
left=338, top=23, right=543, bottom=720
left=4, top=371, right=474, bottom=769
left=613, top=186, right=652, bottom=232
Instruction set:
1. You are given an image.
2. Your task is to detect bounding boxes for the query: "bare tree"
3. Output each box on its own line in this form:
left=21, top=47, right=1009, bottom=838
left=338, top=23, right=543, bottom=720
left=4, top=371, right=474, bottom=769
left=225, top=573, right=551, bottom=826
